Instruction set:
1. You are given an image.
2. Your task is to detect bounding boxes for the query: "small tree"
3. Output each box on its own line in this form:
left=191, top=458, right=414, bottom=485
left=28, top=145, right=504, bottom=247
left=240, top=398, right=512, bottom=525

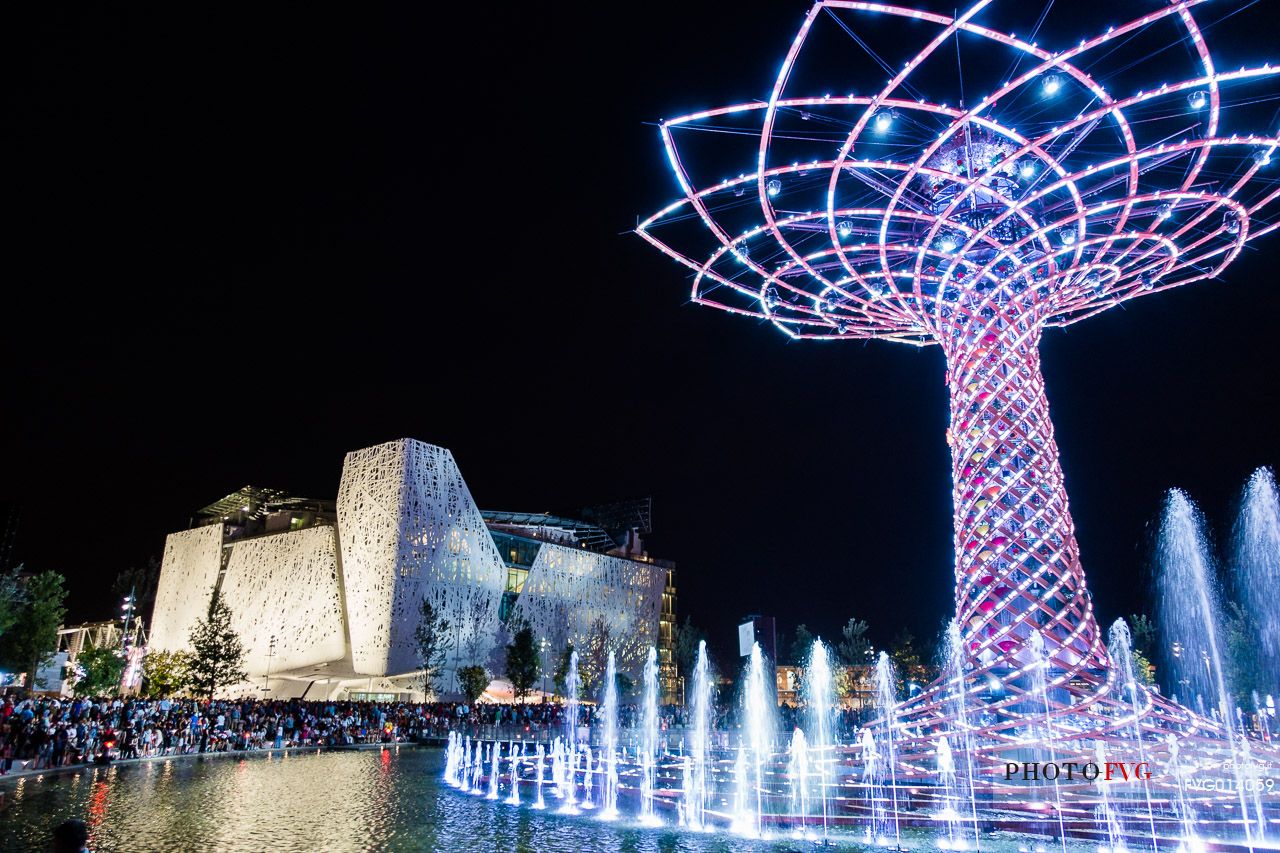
left=579, top=616, right=612, bottom=695
left=504, top=618, right=540, bottom=702
left=0, top=570, right=68, bottom=696
left=613, top=672, right=635, bottom=702
left=188, top=591, right=247, bottom=699
left=837, top=617, right=873, bottom=667
left=1224, top=602, right=1264, bottom=707
left=553, top=643, right=576, bottom=698
left=889, top=629, right=930, bottom=695
left=790, top=624, right=816, bottom=665
left=413, top=598, right=453, bottom=696
left=1131, top=648, right=1156, bottom=687
left=142, top=649, right=193, bottom=697
left=71, top=647, right=126, bottom=697
left=673, top=615, right=705, bottom=683
left=1128, top=613, right=1157, bottom=655
left=457, top=664, right=490, bottom=704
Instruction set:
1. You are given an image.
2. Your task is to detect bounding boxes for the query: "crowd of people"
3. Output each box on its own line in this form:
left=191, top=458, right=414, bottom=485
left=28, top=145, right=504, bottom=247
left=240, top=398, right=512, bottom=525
left=0, top=692, right=880, bottom=776
left=0, top=695, right=442, bottom=774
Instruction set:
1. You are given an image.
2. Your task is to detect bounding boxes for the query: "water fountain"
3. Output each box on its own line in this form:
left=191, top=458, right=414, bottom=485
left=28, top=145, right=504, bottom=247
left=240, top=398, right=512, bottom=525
left=1107, top=619, right=1157, bottom=851
left=1234, top=467, right=1280, bottom=694
left=788, top=728, right=812, bottom=839
left=471, top=742, right=484, bottom=795
left=1158, top=491, right=1227, bottom=715
left=861, top=726, right=888, bottom=845
left=600, top=650, right=620, bottom=819
left=639, top=646, right=662, bottom=826
left=943, top=621, right=981, bottom=850
left=486, top=740, right=500, bottom=800
left=1157, top=490, right=1257, bottom=844
left=1027, top=631, right=1067, bottom=853
left=506, top=742, right=521, bottom=806
left=804, top=640, right=835, bottom=838
left=565, top=650, right=581, bottom=757
left=742, top=641, right=775, bottom=839
left=685, top=640, right=712, bottom=830
left=441, top=484, right=1280, bottom=847
left=533, top=742, right=546, bottom=810
left=1164, top=734, right=1199, bottom=848
left=873, top=651, right=902, bottom=849
left=551, top=738, right=565, bottom=800
left=673, top=755, right=687, bottom=826
left=581, top=745, right=595, bottom=810
left=730, top=745, right=751, bottom=834
left=935, top=736, right=963, bottom=848
left=444, top=732, right=460, bottom=787
left=604, top=753, right=617, bottom=814
left=560, top=742, right=580, bottom=814
left=1094, top=740, right=1126, bottom=853
left=464, top=736, right=475, bottom=791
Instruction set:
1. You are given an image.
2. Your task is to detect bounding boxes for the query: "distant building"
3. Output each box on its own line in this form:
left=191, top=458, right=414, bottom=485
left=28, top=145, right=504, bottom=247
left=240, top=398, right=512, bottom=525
left=148, top=439, right=677, bottom=701
left=775, top=663, right=875, bottom=711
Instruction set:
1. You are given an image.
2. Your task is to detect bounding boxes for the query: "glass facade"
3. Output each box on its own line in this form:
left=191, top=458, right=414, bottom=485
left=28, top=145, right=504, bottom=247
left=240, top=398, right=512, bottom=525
left=490, top=531, right=541, bottom=622
left=659, top=566, right=678, bottom=701
left=487, top=527, right=679, bottom=700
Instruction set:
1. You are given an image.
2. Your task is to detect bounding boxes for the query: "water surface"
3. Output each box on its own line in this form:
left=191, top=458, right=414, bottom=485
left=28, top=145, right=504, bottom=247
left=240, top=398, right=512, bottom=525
left=1, top=747, right=877, bottom=852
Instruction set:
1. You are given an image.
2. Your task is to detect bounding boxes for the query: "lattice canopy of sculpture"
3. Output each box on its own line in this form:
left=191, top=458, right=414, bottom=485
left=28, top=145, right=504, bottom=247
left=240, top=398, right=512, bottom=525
left=639, top=0, right=1280, bottom=727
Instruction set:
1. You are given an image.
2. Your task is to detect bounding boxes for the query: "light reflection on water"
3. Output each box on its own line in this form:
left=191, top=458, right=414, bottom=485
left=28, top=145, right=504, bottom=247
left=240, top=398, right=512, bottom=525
left=0, top=748, right=851, bottom=852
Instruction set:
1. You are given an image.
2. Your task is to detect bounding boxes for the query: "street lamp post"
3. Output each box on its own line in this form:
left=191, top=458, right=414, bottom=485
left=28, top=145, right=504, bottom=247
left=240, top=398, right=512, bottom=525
left=120, top=586, right=136, bottom=651
left=117, top=587, right=139, bottom=694
left=263, top=635, right=277, bottom=695
left=539, top=637, right=550, bottom=698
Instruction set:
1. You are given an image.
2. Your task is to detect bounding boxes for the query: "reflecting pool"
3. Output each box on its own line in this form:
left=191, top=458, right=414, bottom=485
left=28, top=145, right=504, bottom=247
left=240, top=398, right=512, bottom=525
left=1, top=747, right=904, bottom=852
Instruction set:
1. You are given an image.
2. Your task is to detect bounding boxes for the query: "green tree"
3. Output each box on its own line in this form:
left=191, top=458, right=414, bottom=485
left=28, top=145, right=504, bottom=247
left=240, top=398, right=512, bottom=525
left=1117, top=614, right=1157, bottom=687
left=141, top=649, right=193, bottom=697
left=889, top=628, right=931, bottom=695
left=71, top=646, right=126, bottom=697
left=504, top=618, right=540, bottom=702
left=187, top=591, right=247, bottom=698
left=836, top=617, right=873, bottom=667
left=1224, top=602, right=1265, bottom=707
left=0, top=570, right=68, bottom=696
left=413, top=598, right=453, bottom=696
left=613, top=672, right=635, bottom=702
left=1131, top=649, right=1156, bottom=687
left=457, top=664, right=490, bottom=703
left=673, top=615, right=706, bottom=684
left=789, top=623, right=816, bottom=665
left=553, top=643, right=576, bottom=698
left=1128, top=613, right=1157, bottom=656
left=0, top=565, right=25, bottom=638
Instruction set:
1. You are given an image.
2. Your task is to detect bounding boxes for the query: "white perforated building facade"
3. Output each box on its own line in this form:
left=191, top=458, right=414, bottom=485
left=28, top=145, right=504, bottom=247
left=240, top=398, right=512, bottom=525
left=148, top=438, right=673, bottom=700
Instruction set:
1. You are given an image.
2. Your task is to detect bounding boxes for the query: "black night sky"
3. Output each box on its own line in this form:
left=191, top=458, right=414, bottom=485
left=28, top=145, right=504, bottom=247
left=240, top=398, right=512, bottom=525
left=4, top=1, right=1277, bottom=660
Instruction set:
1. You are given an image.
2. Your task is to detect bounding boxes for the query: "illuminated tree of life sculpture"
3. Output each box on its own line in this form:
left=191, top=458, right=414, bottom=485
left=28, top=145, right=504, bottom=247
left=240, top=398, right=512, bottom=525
left=640, top=0, right=1280, bottom=758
